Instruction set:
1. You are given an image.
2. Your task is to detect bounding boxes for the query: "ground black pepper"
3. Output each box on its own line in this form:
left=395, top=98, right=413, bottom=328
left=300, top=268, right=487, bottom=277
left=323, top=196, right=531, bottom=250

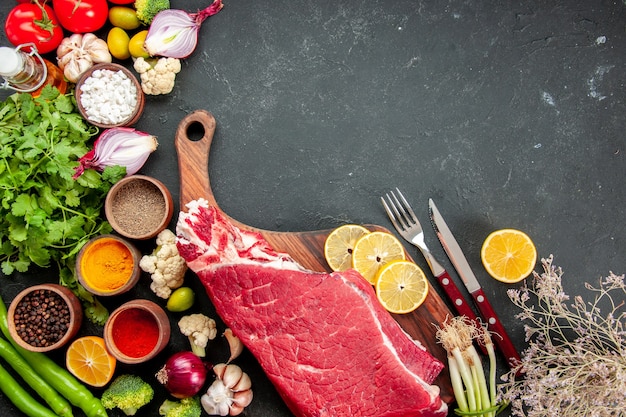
left=13, top=289, right=70, bottom=348
left=111, top=180, right=166, bottom=236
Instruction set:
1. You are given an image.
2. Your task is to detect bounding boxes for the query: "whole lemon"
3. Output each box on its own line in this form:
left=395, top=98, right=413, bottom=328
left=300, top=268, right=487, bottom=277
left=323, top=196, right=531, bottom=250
left=107, top=27, right=131, bottom=60
left=166, top=287, right=195, bottom=312
left=128, top=30, right=150, bottom=59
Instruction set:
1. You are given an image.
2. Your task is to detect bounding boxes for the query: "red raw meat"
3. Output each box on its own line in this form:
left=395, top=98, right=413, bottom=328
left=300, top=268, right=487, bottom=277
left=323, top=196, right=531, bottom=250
left=176, top=199, right=448, bottom=417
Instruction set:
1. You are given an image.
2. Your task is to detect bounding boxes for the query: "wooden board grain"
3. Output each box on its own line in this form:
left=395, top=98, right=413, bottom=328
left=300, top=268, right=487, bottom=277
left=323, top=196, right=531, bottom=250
left=175, top=110, right=454, bottom=404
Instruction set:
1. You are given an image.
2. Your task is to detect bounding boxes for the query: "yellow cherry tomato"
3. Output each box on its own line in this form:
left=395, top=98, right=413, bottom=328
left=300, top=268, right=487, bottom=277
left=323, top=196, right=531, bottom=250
left=108, top=6, right=141, bottom=30
left=107, top=27, right=131, bottom=60
left=128, top=30, right=150, bottom=59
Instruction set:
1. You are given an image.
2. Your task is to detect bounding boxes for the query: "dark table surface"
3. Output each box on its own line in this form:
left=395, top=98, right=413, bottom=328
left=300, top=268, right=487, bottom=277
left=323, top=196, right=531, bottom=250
left=1, top=1, right=625, bottom=416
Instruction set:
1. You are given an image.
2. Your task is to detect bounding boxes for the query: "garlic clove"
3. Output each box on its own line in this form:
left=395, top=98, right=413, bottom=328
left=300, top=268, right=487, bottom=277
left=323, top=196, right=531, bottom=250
left=89, top=48, right=112, bottom=64
left=232, top=389, right=253, bottom=407
left=231, top=372, right=251, bottom=392
left=64, top=58, right=92, bottom=83
left=212, top=363, right=227, bottom=380
left=223, top=328, right=244, bottom=363
left=220, top=364, right=244, bottom=389
left=228, top=404, right=245, bottom=416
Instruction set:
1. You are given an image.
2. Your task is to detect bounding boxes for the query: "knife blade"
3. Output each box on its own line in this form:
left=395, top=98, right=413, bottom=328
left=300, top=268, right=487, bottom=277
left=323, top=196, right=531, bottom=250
left=428, top=198, right=521, bottom=370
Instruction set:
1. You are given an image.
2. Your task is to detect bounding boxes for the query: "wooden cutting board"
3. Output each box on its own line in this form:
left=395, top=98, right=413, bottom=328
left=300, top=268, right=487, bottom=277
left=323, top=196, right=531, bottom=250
left=175, top=109, right=454, bottom=404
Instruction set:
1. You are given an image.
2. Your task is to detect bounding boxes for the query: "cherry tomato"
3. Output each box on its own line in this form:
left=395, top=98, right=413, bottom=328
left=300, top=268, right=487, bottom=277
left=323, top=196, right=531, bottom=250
left=52, top=0, right=109, bottom=33
left=4, top=3, right=64, bottom=54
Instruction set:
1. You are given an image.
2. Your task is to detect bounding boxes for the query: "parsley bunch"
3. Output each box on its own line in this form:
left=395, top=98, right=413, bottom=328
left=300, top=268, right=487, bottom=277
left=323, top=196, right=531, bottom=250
left=0, top=86, right=126, bottom=324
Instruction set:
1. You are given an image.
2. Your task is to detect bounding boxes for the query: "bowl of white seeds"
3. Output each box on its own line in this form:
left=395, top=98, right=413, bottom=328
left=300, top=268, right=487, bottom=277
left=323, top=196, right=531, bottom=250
left=75, top=63, right=145, bottom=128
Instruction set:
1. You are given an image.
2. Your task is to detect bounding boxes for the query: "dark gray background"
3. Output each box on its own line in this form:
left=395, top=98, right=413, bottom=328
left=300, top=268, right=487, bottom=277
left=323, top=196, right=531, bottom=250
left=1, top=1, right=625, bottom=416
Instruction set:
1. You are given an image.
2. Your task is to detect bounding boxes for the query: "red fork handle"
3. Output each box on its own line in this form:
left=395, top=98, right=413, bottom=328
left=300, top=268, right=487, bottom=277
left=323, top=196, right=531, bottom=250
left=435, top=270, right=478, bottom=320
left=471, top=288, right=522, bottom=370
left=435, top=270, right=488, bottom=355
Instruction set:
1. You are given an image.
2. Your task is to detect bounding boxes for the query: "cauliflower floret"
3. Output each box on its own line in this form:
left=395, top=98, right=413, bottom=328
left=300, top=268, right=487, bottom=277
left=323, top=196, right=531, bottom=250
left=139, top=229, right=187, bottom=299
left=178, top=314, right=217, bottom=357
left=133, top=57, right=181, bottom=95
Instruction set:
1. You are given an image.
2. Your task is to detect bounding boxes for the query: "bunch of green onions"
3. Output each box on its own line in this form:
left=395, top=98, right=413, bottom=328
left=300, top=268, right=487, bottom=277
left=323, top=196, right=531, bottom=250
left=435, top=316, right=507, bottom=417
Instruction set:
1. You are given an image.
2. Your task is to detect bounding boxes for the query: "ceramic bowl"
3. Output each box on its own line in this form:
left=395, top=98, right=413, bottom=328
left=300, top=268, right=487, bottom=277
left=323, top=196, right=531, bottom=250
left=7, top=284, right=83, bottom=352
left=105, top=175, right=174, bottom=240
left=75, top=63, right=144, bottom=128
left=75, top=234, right=141, bottom=296
left=104, top=299, right=171, bottom=364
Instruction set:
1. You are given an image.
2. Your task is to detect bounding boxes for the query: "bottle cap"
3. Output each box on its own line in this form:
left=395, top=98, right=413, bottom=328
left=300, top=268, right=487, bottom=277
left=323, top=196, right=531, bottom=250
left=0, top=47, right=23, bottom=77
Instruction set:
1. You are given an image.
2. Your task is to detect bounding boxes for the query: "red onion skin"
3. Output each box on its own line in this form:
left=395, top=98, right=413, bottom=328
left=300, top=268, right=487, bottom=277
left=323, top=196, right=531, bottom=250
left=157, top=351, right=209, bottom=399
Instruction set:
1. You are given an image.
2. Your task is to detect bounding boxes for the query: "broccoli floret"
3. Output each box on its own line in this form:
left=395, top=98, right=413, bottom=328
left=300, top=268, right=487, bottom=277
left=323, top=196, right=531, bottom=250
left=159, top=397, right=202, bottom=417
left=101, top=374, right=154, bottom=416
left=135, top=0, right=171, bottom=25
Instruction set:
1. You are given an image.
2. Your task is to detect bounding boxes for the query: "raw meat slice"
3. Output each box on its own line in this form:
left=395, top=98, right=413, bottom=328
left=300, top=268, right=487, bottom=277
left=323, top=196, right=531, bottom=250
left=176, top=199, right=448, bottom=417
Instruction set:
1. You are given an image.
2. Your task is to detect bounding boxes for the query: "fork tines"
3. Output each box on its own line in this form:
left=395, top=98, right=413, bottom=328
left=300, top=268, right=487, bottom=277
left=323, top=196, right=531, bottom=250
left=381, top=188, right=419, bottom=232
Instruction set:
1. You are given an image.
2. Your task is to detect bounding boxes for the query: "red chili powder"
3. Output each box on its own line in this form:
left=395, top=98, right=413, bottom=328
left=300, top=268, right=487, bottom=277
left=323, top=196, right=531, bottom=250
left=112, top=308, right=159, bottom=358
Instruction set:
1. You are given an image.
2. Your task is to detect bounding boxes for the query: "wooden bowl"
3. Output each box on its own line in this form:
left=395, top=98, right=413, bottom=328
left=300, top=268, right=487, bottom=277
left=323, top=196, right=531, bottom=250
left=7, top=284, right=83, bottom=352
left=104, top=300, right=171, bottom=364
left=75, top=234, right=142, bottom=296
left=75, top=63, right=144, bottom=128
left=105, top=175, right=174, bottom=240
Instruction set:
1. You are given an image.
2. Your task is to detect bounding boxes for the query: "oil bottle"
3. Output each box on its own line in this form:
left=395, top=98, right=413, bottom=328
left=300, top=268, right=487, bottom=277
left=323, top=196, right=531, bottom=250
left=0, top=43, right=67, bottom=97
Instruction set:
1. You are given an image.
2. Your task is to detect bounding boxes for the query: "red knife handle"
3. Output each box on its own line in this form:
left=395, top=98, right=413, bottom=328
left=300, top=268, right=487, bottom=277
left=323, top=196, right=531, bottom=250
left=472, top=288, right=521, bottom=370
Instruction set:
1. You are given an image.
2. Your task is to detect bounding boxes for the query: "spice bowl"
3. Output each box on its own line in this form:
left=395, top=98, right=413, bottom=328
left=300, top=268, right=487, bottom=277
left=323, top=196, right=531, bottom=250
left=76, top=234, right=142, bottom=296
left=75, top=63, right=145, bottom=128
left=105, top=175, right=174, bottom=240
left=7, top=284, right=83, bottom=353
left=104, top=299, right=171, bottom=364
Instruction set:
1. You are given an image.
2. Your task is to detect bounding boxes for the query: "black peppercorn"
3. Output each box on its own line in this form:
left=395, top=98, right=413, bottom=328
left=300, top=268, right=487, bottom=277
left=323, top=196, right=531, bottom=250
left=13, top=289, right=71, bottom=348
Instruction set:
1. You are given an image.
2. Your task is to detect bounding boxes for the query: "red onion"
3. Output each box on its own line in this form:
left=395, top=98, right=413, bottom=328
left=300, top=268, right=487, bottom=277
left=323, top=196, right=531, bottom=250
left=73, top=127, right=158, bottom=179
left=144, top=0, right=224, bottom=59
left=156, top=351, right=209, bottom=399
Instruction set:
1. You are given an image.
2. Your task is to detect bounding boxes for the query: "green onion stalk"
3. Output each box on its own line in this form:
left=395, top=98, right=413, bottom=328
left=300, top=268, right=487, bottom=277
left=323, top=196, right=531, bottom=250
left=435, top=316, right=507, bottom=417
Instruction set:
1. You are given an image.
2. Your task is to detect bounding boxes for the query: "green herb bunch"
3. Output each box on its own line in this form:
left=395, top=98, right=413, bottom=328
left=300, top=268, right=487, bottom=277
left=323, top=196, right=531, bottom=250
left=0, top=86, right=126, bottom=324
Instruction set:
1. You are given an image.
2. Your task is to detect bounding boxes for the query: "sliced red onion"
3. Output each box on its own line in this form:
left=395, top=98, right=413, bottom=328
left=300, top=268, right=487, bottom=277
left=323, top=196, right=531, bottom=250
left=145, top=0, right=224, bottom=59
left=73, top=127, right=158, bottom=178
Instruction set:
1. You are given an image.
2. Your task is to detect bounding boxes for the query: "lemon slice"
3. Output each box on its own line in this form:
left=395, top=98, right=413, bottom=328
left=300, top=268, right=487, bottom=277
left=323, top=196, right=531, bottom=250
left=480, top=229, right=537, bottom=283
left=66, top=336, right=116, bottom=387
left=352, top=231, right=405, bottom=284
left=375, top=260, right=429, bottom=314
left=324, top=224, right=371, bottom=271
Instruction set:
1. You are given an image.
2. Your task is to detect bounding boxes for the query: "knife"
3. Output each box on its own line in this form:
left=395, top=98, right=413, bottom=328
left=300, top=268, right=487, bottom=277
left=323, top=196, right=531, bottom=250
left=428, top=199, right=521, bottom=370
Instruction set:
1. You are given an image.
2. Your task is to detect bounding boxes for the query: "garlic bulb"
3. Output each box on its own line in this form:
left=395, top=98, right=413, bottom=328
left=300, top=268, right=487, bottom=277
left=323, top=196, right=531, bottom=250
left=201, top=363, right=253, bottom=416
left=56, top=33, right=112, bottom=83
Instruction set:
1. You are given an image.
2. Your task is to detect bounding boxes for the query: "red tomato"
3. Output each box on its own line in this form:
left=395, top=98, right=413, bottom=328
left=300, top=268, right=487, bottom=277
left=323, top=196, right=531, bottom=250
left=107, top=0, right=135, bottom=4
left=4, top=3, right=64, bottom=54
left=52, top=0, right=109, bottom=33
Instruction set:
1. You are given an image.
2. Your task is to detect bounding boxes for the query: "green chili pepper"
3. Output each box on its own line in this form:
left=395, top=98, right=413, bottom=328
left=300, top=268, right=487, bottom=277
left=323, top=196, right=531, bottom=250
left=0, top=337, right=73, bottom=417
left=0, top=362, right=58, bottom=417
left=0, top=295, right=108, bottom=417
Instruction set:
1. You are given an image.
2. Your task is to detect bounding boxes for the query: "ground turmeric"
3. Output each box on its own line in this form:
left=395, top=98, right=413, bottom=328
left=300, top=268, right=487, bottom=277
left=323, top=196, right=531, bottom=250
left=80, top=237, right=135, bottom=292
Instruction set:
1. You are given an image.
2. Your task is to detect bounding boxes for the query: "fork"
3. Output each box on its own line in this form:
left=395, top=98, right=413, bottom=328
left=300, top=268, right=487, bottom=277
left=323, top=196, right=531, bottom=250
left=381, top=188, right=480, bottom=324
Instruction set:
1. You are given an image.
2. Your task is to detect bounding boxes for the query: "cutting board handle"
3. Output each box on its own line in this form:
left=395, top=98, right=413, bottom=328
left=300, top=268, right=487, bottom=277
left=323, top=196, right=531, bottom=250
left=175, top=109, right=216, bottom=210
